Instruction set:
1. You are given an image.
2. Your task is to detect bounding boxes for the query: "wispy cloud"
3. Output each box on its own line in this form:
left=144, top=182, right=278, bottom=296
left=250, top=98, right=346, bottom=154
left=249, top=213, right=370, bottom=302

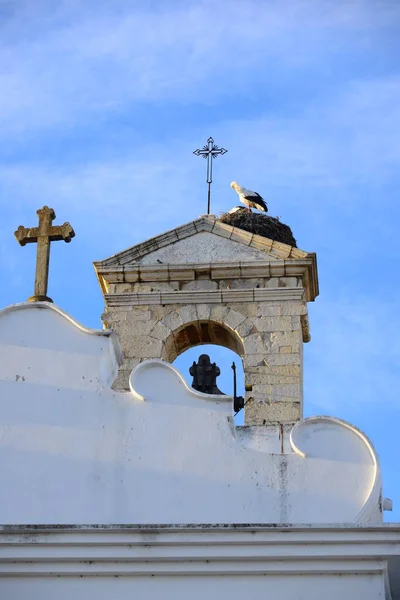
left=1, top=0, right=399, bottom=136
left=2, top=70, right=399, bottom=229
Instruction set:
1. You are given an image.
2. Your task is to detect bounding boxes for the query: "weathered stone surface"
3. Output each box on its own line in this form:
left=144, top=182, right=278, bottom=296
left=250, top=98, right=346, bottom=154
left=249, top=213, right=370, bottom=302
left=257, top=304, right=282, bottom=317
left=122, top=358, right=141, bottom=371
left=118, top=320, right=154, bottom=336
left=246, top=373, right=300, bottom=386
left=150, top=305, right=171, bottom=320
left=227, top=302, right=252, bottom=315
left=120, top=335, right=164, bottom=359
left=130, top=308, right=152, bottom=321
left=251, top=383, right=273, bottom=397
left=272, top=383, right=301, bottom=398
left=101, top=310, right=127, bottom=325
left=161, top=310, right=184, bottom=331
left=251, top=382, right=300, bottom=399
left=291, top=315, right=301, bottom=331
left=279, top=345, right=292, bottom=354
left=269, top=331, right=301, bottom=353
left=113, top=283, right=135, bottom=293
left=181, top=280, right=218, bottom=291
left=245, top=400, right=301, bottom=424
left=265, top=277, right=280, bottom=288
left=150, top=321, right=171, bottom=341
left=139, top=231, right=276, bottom=265
left=196, top=304, right=211, bottom=321
left=244, top=333, right=266, bottom=354
left=247, top=364, right=301, bottom=377
left=210, top=305, right=230, bottom=323
left=178, top=304, right=198, bottom=324
left=220, top=278, right=265, bottom=290
left=112, top=368, right=131, bottom=391
left=281, top=302, right=307, bottom=316
left=252, top=316, right=292, bottom=332
left=278, top=276, right=298, bottom=288
left=132, top=282, right=180, bottom=292
left=236, top=318, right=254, bottom=338
left=224, top=309, right=246, bottom=330
left=242, top=354, right=267, bottom=368
left=263, top=353, right=301, bottom=366
left=232, top=302, right=282, bottom=318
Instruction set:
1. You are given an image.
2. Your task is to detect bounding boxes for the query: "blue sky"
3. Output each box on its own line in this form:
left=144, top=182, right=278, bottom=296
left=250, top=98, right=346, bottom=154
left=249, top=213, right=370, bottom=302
left=1, top=0, right=399, bottom=520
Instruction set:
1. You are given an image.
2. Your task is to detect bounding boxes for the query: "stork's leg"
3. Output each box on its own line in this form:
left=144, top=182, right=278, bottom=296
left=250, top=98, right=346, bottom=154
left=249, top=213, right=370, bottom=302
left=247, top=206, right=250, bottom=213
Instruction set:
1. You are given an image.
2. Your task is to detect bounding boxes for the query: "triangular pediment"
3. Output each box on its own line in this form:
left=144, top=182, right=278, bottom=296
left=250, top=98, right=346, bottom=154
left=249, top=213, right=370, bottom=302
left=96, top=215, right=308, bottom=268
left=94, top=215, right=319, bottom=303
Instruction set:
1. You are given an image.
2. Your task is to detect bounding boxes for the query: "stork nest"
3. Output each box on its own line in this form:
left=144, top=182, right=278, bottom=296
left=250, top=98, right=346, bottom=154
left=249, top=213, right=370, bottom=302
left=219, top=207, right=297, bottom=248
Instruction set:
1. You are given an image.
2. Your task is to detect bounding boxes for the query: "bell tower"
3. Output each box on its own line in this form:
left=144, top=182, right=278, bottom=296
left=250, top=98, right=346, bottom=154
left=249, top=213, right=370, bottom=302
left=94, top=212, right=318, bottom=425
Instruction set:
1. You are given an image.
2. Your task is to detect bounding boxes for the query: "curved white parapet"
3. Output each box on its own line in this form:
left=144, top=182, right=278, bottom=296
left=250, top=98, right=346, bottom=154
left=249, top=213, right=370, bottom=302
left=290, top=416, right=382, bottom=524
left=0, top=302, right=123, bottom=389
left=0, top=302, right=123, bottom=344
left=129, top=359, right=232, bottom=407
left=0, top=344, right=384, bottom=525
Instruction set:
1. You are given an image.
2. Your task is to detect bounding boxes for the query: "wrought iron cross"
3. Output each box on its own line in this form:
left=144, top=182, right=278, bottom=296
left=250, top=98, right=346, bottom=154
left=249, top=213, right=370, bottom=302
left=193, top=136, right=227, bottom=214
left=14, top=206, right=75, bottom=303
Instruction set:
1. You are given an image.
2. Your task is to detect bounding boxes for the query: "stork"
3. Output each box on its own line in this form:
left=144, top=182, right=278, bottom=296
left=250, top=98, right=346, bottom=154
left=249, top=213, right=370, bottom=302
left=230, top=181, right=267, bottom=213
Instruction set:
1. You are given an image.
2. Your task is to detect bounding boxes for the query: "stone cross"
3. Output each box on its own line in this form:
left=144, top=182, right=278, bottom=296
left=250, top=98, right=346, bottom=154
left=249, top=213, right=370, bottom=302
left=14, top=206, right=75, bottom=303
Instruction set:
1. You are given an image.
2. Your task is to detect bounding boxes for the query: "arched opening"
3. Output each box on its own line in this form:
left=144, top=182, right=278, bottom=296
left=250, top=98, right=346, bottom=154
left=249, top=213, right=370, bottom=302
left=173, top=344, right=245, bottom=425
left=163, top=320, right=244, bottom=363
left=165, top=321, right=246, bottom=425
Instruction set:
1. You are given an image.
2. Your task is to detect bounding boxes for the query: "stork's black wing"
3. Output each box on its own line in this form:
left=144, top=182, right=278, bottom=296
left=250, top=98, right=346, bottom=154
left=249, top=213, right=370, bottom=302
left=254, top=196, right=268, bottom=211
left=244, top=192, right=268, bottom=211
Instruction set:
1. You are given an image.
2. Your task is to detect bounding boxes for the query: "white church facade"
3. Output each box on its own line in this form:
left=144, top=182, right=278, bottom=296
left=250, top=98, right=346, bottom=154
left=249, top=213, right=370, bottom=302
left=0, top=211, right=399, bottom=599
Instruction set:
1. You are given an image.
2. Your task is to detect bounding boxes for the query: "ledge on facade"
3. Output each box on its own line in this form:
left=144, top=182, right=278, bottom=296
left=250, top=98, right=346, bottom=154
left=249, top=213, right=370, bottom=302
left=1, top=523, right=399, bottom=590
left=1, top=523, right=400, bottom=532
left=95, top=257, right=318, bottom=302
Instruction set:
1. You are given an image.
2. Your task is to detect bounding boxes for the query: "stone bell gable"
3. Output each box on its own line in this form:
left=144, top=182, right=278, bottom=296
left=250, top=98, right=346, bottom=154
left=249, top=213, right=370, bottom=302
left=94, top=215, right=319, bottom=426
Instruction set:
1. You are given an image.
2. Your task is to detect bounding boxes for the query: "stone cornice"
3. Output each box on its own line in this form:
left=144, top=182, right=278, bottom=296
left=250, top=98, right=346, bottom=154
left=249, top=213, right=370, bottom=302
left=96, top=257, right=318, bottom=302
left=104, top=287, right=306, bottom=307
left=1, top=525, right=399, bottom=578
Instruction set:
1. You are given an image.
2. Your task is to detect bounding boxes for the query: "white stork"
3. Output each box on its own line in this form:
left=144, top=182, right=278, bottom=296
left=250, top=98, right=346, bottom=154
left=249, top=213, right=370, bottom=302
left=230, top=181, right=268, bottom=213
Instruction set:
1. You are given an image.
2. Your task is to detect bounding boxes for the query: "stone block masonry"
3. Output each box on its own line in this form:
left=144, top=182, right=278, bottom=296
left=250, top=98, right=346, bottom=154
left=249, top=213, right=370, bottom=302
left=95, top=215, right=318, bottom=425
left=102, top=291, right=305, bottom=425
